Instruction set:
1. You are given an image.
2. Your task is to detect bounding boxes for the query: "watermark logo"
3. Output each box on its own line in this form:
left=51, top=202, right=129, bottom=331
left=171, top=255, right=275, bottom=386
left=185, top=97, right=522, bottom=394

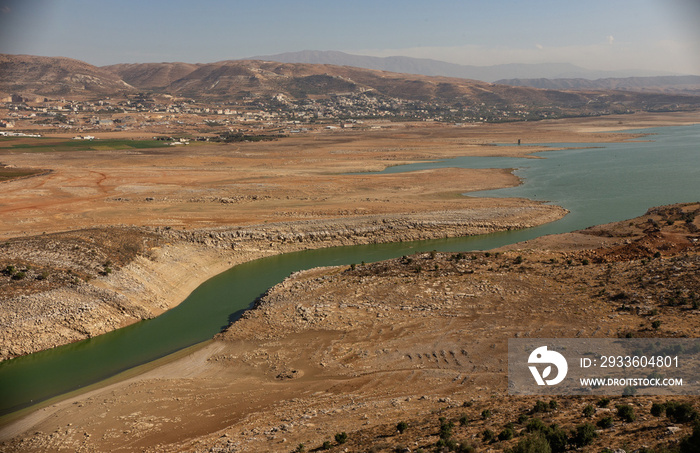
left=528, top=346, right=568, bottom=386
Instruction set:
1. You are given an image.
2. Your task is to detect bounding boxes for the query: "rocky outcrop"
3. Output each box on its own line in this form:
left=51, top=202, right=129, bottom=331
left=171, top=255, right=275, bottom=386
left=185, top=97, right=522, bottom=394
left=161, top=206, right=566, bottom=249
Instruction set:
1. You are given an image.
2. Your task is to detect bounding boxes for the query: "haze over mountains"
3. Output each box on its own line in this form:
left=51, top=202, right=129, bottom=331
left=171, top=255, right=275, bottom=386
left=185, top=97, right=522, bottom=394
left=249, top=50, right=684, bottom=82
left=495, top=75, right=700, bottom=96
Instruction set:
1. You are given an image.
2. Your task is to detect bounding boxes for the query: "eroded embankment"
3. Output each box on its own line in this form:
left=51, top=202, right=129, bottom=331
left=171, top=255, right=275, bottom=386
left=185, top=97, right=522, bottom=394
left=0, top=205, right=565, bottom=361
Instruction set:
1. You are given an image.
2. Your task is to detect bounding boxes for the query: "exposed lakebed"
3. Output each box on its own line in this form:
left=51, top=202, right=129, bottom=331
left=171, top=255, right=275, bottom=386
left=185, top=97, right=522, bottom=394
left=1, top=124, right=698, bottom=417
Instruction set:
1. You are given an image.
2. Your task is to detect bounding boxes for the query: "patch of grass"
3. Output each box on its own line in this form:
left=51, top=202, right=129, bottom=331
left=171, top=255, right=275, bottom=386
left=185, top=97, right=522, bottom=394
left=0, top=168, right=45, bottom=182
left=0, top=138, right=168, bottom=153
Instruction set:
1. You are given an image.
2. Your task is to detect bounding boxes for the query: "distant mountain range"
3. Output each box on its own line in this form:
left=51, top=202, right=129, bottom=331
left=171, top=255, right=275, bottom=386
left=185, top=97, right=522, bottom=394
left=249, top=50, right=681, bottom=82
left=495, top=76, right=700, bottom=96
left=2, top=54, right=700, bottom=117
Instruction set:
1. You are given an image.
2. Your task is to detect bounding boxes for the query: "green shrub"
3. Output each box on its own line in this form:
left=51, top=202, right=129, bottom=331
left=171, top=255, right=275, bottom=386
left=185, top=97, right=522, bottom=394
left=679, top=422, right=700, bottom=453
left=499, top=427, right=515, bottom=441
left=526, top=418, right=548, bottom=433
left=482, top=428, right=495, bottom=443
left=439, top=419, right=454, bottom=440
left=597, top=397, right=610, bottom=408
left=617, top=404, right=637, bottom=422
left=545, top=425, right=568, bottom=453
left=518, top=414, right=530, bottom=424
left=622, top=385, right=638, bottom=396
left=508, top=432, right=552, bottom=453
left=335, top=432, right=348, bottom=444
left=569, top=423, right=597, bottom=447
left=459, top=414, right=469, bottom=426
left=583, top=404, right=595, bottom=417
left=666, top=401, right=699, bottom=424
left=532, top=400, right=549, bottom=414
left=548, top=400, right=558, bottom=410
left=651, top=402, right=666, bottom=417
left=321, top=440, right=332, bottom=450
left=597, top=416, right=613, bottom=429
left=481, top=409, right=492, bottom=419
left=396, top=421, right=408, bottom=433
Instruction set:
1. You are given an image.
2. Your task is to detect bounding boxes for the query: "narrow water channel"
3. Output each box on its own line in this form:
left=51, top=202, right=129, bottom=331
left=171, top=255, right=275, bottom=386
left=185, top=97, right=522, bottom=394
left=0, top=124, right=698, bottom=417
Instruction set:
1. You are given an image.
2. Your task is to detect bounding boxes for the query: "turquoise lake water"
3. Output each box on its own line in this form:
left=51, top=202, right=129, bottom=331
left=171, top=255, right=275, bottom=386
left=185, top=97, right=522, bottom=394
left=0, top=124, right=698, bottom=417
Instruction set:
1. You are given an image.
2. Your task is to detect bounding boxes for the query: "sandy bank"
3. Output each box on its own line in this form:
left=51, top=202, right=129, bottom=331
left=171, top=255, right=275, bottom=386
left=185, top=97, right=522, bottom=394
left=0, top=204, right=565, bottom=361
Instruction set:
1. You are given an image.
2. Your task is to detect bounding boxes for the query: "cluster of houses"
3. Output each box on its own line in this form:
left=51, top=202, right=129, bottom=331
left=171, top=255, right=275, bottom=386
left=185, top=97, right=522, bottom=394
left=0, top=88, right=567, bottom=138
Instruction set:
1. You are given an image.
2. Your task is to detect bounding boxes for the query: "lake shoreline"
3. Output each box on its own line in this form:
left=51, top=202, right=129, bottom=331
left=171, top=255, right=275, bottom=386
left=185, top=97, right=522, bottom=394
left=1, top=204, right=565, bottom=363
left=0, top=112, right=698, bottom=447
left=3, top=202, right=698, bottom=451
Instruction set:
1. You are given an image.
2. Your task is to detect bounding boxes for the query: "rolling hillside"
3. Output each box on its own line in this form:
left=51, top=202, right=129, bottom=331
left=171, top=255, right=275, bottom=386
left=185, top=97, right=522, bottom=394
left=2, top=54, right=700, bottom=115
left=0, top=54, right=134, bottom=99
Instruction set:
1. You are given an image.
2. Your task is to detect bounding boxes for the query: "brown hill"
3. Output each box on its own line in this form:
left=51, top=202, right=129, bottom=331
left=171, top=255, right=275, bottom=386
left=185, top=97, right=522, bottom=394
left=0, top=54, right=134, bottom=99
left=130, top=58, right=593, bottom=105
left=109, top=59, right=700, bottom=111
left=3, top=54, right=700, bottom=114
left=102, top=62, right=201, bottom=89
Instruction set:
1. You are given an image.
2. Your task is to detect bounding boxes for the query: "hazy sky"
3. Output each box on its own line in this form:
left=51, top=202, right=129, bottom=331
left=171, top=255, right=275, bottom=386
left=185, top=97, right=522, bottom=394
left=1, top=0, right=699, bottom=74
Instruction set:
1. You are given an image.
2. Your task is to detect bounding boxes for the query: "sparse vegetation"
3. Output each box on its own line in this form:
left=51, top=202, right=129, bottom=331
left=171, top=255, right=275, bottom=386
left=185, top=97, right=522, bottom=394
left=532, top=400, right=549, bottom=414
left=508, top=432, right=552, bottom=453
left=616, top=404, right=637, bottom=423
left=334, top=432, right=348, bottom=444
left=439, top=417, right=454, bottom=439
left=665, top=401, right=699, bottom=423
left=498, top=427, right=515, bottom=441
left=396, top=421, right=408, bottom=433
left=569, top=422, right=597, bottom=447
left=597, top=416, right=613, bottom=429
left=651, top=402, right=666, bottom=417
